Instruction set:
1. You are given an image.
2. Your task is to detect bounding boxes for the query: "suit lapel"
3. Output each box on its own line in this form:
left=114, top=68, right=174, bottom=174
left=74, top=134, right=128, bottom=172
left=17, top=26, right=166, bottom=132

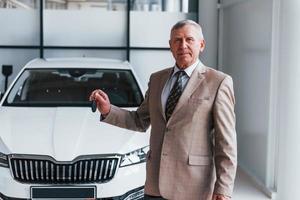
left=157, top=68, right=173, bottom=122
left=168, top=64, right=206, bottom=123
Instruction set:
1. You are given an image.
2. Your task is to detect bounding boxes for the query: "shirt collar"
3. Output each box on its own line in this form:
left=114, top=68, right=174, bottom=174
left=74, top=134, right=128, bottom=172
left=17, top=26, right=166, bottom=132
left=172, top=59, right=203, bottom=78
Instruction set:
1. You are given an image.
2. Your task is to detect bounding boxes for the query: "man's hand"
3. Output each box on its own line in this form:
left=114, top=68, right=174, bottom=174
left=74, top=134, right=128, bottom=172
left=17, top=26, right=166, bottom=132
left=89, top=89, right=111, bottom=115
left=212, top=194, right=230, bottom=200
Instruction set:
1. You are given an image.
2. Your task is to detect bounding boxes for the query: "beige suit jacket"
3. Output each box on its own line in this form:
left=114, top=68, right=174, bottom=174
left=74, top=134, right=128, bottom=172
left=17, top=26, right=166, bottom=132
left=103, top=64, right=237, bottom=200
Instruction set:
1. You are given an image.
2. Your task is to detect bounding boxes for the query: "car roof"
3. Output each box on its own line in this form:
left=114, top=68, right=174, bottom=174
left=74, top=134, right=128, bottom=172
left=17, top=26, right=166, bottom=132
left=25, top=58, right=131, bottom=70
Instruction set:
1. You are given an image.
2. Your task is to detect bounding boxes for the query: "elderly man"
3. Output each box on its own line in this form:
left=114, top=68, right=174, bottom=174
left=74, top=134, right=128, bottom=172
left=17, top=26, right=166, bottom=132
left=90, top=20, right=237, bottom=200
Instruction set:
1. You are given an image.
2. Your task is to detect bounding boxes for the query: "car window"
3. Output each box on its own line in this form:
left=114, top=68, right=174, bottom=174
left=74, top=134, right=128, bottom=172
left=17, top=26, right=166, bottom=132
left=3, top=68, right=143, bottom=107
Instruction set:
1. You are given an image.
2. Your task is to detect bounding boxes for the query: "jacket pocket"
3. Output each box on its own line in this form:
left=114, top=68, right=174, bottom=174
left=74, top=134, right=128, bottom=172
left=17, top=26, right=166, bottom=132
left=188, top=155, right=212, bottom=166
left=188, top=97, right=210, bottom=104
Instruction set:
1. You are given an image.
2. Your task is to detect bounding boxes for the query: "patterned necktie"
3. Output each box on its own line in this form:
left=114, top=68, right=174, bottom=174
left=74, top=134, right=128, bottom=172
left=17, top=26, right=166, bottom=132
left=165, top=70, right=186, bottom=121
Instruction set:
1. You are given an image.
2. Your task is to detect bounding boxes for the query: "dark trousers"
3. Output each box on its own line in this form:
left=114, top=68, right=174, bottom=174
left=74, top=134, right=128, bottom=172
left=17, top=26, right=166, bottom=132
left=144, top=194, right=166, bottom=200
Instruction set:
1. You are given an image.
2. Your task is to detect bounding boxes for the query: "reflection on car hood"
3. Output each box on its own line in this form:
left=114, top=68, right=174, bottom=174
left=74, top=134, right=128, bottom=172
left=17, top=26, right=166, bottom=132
left=0, top=107, right=149, bottom=161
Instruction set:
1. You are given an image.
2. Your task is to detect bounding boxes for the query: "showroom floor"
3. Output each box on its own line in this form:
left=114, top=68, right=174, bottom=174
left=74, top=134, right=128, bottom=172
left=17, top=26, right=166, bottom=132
left=233, top=168, right=272, bottom=200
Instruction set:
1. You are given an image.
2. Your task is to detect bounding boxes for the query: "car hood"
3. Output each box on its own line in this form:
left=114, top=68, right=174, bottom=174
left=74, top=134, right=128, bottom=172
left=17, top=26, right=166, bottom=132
left=0, top=107, right=149, bottom=161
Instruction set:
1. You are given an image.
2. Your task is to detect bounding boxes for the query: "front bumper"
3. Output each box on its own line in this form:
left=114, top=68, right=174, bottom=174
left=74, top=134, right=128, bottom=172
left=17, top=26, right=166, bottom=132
left=0, top=186, right=144, bottom=200
left=0, top=163, right=146, bottom=199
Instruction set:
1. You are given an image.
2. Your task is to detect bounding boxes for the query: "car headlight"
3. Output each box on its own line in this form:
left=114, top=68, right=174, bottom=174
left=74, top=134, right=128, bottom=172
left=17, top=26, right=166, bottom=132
left=0, top=152, right=9, bottom=168
left=120, top=146, right=149, bottom=167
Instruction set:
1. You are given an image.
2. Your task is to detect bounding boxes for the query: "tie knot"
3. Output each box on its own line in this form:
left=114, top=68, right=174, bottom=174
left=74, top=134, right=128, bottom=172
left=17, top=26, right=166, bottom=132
left=175, top=70, right=186, bottom=81
left=176, top=70, right=186, bottom=76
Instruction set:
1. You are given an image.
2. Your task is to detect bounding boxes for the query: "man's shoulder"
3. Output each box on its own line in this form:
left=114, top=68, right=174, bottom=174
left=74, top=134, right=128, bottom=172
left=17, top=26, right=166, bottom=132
left=150, top=67, right=173, bottom=79
left=202, top=66, right=233, bottom=90
left=203, top=66, right=230, bottom=80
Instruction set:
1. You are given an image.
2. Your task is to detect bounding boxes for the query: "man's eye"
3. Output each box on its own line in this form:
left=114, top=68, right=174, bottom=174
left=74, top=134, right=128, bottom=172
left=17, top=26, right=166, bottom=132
left=187, top=38, right=194, bottom=42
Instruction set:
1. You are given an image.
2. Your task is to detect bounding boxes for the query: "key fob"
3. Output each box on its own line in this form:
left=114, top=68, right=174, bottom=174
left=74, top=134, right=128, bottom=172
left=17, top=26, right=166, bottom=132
left=91, top=100, right=97, bottom=112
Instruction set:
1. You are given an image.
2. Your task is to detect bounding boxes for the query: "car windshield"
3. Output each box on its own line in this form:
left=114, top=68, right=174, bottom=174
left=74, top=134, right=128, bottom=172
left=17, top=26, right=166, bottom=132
left=3, top=68, right=143, bottom=107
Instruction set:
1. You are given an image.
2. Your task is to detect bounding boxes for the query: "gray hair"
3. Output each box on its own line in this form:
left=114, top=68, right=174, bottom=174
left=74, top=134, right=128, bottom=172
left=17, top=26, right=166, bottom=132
left=170, top=20, right=204, bottom=40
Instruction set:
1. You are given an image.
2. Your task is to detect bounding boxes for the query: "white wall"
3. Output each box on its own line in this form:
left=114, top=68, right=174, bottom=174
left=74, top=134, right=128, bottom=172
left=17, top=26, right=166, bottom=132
left=275, top=0, right=300, bottom=199
left=219, top=0, right=274, bottom=190
left=198, top=0, right=218, bottom=68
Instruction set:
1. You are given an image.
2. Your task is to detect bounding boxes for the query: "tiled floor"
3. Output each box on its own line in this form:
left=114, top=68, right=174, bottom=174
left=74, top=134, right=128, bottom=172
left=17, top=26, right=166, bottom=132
left=233, top=168, right=271, bottom=200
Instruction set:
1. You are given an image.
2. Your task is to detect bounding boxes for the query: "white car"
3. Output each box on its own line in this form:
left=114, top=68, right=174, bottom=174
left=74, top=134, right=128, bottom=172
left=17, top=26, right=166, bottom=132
left=0, top=58, right=149, bottom=200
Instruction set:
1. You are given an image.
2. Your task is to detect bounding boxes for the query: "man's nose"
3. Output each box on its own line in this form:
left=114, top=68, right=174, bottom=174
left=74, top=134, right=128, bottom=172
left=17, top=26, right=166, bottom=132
left=179, top=40, right=188, bottom=48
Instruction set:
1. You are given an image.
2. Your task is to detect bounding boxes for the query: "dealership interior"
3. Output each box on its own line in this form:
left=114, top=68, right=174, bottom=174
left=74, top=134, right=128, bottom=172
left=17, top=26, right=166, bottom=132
left=0, top=0, right=300, bottom=199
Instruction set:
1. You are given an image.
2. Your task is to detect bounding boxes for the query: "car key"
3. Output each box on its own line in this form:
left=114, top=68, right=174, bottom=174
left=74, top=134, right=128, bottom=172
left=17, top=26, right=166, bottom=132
left=91, top=100, right=97, bottom=112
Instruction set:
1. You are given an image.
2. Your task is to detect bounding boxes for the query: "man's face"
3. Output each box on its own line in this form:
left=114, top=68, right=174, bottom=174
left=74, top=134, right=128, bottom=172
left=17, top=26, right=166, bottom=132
left=169, top=25, right=205, bottom=69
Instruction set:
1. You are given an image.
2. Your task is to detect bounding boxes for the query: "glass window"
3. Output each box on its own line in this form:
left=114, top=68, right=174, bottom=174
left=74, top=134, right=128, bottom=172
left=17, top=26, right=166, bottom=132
left=130, top=0, right=198, bottom=47
left=45, top=0, right=127, bottom=11
left=0, top=0, right=37, bottom=9
left=4, top=68, right=143, bottom=107
left=44, top=0, right=127, bottom=47
left=131, top=0, right=197, bottom=13
left=130, top=50, right=174, bottom=89
left=0, top=0, right=40, bottom=45
left=0, top=49, right=39, bottom=93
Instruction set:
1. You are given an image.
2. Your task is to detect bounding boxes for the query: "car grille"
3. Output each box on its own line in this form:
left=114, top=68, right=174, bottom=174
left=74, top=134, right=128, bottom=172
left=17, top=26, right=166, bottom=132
left=8, top=155, right=120, bottom=184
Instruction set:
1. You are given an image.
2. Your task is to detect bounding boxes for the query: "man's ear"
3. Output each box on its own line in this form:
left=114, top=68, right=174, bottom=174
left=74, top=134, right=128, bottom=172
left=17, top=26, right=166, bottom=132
left=200, top=39, right=206, bottom=52
left=169, top=40, right=171, bottom=48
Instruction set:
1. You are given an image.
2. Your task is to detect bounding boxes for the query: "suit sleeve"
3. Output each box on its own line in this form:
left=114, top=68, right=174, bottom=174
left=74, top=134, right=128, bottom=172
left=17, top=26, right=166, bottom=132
left=101, top=76, right=151, bottom=132
left=213, top=75, right=237, bottom=197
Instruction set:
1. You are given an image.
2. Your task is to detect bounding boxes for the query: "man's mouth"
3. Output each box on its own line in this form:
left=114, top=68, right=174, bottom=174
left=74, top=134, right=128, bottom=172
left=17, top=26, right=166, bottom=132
left=178, top=52, right=190, bottom=56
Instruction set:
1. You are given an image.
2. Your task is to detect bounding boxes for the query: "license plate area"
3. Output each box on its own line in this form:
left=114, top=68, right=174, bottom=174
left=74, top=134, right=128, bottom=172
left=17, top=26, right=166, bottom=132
left=30, top=186, right=96, bottom=199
